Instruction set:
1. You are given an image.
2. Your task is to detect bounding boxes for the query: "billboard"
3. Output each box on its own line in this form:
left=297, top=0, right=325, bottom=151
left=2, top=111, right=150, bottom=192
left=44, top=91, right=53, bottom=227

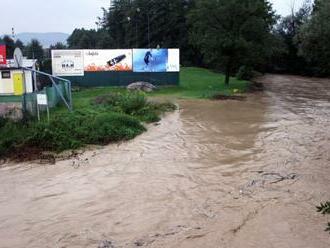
left=51, top=50, right=84, bottom=76
left=133, top=49, right=168, bottom=72
left=167, top=49, right=180, bottom=72
left=0, top=45, right=6, bottom=65
left=51, top=48, right=179, bottom=76
left=133, top=49, right=180, bottom=72
left=84, top=49, right=132, bottom=72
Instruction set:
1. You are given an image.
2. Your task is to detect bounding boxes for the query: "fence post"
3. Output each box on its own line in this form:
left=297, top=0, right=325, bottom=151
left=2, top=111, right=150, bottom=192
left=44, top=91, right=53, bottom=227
left=18, top=66, right=73, bottom=113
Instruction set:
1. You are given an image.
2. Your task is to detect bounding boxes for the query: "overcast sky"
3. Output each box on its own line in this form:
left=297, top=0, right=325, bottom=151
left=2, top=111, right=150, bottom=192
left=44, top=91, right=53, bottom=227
left=0, top=0, right=306, bottom=35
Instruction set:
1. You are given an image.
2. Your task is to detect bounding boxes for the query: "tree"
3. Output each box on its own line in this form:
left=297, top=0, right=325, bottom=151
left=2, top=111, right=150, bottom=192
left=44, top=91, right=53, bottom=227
left=298, top=0, right=330, bottom=75
left=50, top=42, right=67, bottom=50
left=189, top=0, right=276, bottom=84
left=67, top=0, right=200, bottom=65
left=14, top=39, right=25, bottom=50
left=67, top=28, right=107, bottom=49
left=0, top=37, right=25, bottom=59
left=98, top=0, right=199, bottom=65
left=270, top=1, right=312, bottom=74
left=1, top=35, right=15, bottom=59
left=25, top=39, right=44, bottom=61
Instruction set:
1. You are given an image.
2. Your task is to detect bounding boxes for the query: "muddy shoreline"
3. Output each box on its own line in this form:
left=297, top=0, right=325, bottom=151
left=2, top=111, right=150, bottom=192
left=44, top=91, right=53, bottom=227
left=0, top=74, right=329, bottom=247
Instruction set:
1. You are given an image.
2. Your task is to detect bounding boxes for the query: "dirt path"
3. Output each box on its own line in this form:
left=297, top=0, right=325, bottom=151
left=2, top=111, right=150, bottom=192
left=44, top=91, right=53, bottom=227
left=0, top=74, right=329, bottom=247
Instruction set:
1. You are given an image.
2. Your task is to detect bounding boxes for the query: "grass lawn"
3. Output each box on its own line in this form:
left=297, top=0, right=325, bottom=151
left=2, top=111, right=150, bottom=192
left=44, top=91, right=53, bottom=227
left=151, top=67, right=250, bottom=98
left=70, top=67, right=250, bottom=109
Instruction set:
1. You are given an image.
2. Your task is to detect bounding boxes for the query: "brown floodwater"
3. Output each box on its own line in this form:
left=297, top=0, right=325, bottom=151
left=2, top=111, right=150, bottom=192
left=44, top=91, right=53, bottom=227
left=0, top=75, right=330, bottom=248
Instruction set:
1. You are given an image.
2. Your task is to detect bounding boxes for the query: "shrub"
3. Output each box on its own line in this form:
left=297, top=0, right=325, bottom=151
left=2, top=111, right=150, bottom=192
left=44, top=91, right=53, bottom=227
left=93, top=92, right=176, bottom=123
left=26, top=111, right=146, bottom=152
left=0, top=110, right=146, bottom=158
left=0, top=92, right=175, bottom=159
left=120, top=92, right=148, bottom=115
left=236, top=66, right=254, bottom=80
left=93, top=92, right=148, bottom=115
left=316, top=202, right=330, bottom=234
left=0, top=117, right=8, bottom=128
left=0, top=120, right=27, bottom=157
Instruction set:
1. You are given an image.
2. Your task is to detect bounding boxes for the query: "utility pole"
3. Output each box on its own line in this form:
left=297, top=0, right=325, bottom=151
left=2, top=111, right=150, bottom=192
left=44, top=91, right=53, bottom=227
left=136, top=7, right=151, bottom=48
left=147, top=13, right=150, bottom=48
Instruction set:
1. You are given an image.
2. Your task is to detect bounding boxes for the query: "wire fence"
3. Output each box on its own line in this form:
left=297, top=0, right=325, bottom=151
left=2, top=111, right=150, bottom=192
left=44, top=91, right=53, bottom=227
left=24, top=80, right=71, bottom=116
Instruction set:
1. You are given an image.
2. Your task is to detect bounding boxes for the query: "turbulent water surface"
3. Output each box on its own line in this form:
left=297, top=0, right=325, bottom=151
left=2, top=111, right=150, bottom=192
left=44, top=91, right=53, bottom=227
left=0, top=75, right=330, bottom=248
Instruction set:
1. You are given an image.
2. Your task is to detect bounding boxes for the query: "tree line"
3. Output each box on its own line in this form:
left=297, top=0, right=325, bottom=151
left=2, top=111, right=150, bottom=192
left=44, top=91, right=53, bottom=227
left=66, top=0, right=330, bottom=83
left=1, top=0, right=330, bottom=84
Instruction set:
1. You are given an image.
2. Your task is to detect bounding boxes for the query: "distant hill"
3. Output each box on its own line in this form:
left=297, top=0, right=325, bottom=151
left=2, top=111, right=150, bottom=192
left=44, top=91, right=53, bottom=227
left=13, top=32, right=70, bottom=48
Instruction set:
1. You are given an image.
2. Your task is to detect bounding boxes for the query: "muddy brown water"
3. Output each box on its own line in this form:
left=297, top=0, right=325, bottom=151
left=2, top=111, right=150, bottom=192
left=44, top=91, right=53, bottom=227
left=0, top=75, right=330, bottom=248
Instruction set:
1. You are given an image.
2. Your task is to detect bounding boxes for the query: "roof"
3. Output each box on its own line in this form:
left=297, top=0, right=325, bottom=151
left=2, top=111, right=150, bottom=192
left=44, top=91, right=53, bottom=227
left=0, top=67, right=23, bottom=71
left=7, top=59, right=37, bottom=68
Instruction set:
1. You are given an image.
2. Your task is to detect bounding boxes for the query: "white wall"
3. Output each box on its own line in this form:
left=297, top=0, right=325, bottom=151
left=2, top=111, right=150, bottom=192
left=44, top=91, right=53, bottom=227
left=0, top=70, right=34, bottom=95
left=0, top=70, right=14, bottom=95
left=24, top=71, right=33, bottom=93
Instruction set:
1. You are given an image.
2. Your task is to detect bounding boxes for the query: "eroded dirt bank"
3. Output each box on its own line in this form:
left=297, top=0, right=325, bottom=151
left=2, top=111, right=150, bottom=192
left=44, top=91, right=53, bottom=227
left=0, top=74, right=330, bottom=247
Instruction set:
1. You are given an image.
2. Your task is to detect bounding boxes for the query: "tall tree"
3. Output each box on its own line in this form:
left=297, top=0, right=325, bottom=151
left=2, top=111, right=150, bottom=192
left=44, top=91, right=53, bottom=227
left=270, top=1, right=312, bottom=74
left=2, top=35, right=15, bottom=59
left=14, top=39, right=25, bottom=50
left=25, top=39, right=44, bottom=61
left=67, top=28, right=111, bottom=49
left=99, top=0, right=199, bottom=65
left=50, top=42, right=67, bottom=50
left=189, top=0, right=276, bottom=84
left=298, top=0, right=330, bottom=75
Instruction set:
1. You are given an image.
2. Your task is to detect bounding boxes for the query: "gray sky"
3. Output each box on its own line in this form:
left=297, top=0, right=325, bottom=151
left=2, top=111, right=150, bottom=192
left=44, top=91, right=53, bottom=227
left=0, top=0, right=306, bottom=35
left=270, top=0, right=306, bottom=16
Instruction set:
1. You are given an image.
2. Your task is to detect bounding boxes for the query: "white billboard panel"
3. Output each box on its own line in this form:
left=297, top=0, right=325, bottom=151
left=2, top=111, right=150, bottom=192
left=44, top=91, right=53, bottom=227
left=167, top=49, right=180, bottom=72
left=51, top=50, right=84, bottom=76
left=84, top=49, right=133, bottom=72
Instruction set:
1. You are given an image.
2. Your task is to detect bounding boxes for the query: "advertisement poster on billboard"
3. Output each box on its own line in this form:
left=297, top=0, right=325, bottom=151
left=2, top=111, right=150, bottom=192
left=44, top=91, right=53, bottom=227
left=51, top=50, right=84, bottom=76
left=0, top=45, right=7, bottom=65
left=167, top=49, right=180, bottom=72
left=133, top=49, right=168, bottom=72
left=84, top=50, right=132, bottom=72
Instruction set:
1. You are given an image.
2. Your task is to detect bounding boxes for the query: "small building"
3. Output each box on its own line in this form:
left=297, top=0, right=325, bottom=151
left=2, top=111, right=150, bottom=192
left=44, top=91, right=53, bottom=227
left=0, top=59, right=37, bottom=96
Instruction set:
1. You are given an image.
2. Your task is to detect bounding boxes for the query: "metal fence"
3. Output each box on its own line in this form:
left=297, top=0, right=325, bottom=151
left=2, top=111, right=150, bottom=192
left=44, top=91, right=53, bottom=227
left=24, top=80, right=71, bottom=116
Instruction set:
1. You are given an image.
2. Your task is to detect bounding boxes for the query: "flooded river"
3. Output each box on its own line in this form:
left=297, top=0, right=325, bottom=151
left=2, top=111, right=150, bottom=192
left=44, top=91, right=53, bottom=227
left=0, top=75, right=330, bottom=247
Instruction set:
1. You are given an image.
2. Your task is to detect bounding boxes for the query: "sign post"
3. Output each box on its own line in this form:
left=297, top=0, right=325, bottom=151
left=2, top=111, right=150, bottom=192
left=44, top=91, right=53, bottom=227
left=37, top=94, right=49, bottom=122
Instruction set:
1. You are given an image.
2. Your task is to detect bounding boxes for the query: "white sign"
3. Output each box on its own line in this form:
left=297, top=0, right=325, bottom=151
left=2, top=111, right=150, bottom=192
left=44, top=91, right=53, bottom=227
left=37, top=94, right=48, bottom=105
left=167, top=49, right=180, bottom=72
left=51, top=50, right=84, bottom=76
left=84, top=49, right=133, bottom=72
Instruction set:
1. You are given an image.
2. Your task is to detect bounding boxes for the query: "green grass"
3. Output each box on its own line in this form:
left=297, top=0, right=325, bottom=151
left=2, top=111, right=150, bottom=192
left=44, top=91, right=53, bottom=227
left=67, top=67, right=250, bottom=105
left=0, top=92, right=175, bottom=159
left=0, top=67, right=247, bottom=159
left=151, top=67, right=250, bottom=98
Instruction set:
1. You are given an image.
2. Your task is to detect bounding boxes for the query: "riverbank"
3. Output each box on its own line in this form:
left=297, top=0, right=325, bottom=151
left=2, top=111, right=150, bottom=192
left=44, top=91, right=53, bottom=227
left=0, top=67, right=248, bottom=161
left=72, top=67, right=250, bottom=101
left=0, top=92, right=176, bottom=161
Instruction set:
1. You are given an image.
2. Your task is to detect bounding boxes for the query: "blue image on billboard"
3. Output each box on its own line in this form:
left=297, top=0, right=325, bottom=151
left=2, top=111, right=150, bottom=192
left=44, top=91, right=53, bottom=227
left=133, top=49, right=168, bottom=72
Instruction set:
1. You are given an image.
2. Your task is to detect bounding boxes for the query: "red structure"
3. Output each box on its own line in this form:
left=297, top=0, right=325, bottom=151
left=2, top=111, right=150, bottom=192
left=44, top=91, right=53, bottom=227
left=0, top=45, right=6, bottom=65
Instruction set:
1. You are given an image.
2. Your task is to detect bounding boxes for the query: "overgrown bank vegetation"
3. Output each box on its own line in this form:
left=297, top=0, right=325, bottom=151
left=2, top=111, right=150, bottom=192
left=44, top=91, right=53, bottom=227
left=0, top=66, right=248, bottom=159
left=317, top=202, right=330, bottom=234
left=0, top=92, right=176, bottom=159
